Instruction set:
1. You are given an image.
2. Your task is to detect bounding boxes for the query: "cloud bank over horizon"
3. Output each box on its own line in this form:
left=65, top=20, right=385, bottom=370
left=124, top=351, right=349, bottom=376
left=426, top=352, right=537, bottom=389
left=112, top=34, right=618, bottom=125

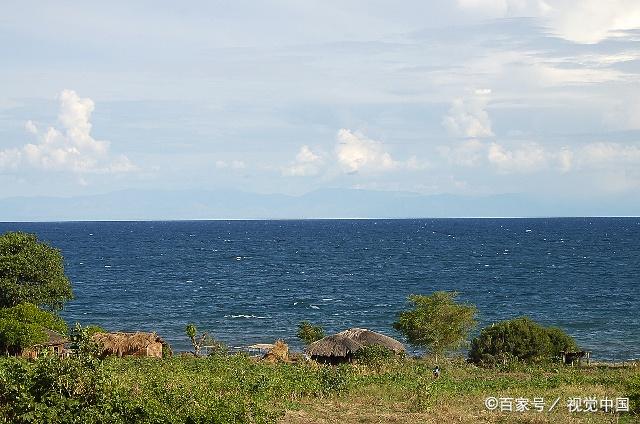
left=2, top=0, right=640, bottom=214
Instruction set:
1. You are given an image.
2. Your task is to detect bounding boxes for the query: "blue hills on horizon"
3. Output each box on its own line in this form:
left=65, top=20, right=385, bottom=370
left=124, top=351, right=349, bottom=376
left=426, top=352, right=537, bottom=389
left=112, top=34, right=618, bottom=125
left=0, top=188, right=638, bottom=221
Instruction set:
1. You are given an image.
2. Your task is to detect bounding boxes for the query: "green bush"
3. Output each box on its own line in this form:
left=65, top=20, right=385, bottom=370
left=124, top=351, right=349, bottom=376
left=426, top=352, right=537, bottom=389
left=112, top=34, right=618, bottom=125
left=0, top=303, right=68, bottom=355
left=296, top=321, right=325, bottom=345
left=354, top=345, right=396, bottom=367
left=468, top=317, right=578, bottom=366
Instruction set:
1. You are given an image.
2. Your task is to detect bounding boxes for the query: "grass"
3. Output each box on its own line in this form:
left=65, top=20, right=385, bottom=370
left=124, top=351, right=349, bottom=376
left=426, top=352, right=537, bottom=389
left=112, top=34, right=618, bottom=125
left=1, top=353, right=638, bottom=423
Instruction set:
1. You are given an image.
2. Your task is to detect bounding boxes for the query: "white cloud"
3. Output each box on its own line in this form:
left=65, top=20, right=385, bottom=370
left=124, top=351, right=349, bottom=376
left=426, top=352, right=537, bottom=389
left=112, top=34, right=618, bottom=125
left=457, top=0, right=640, bottom=44
left=556, top=148, right=573, bottom=173
left=0, top=90, right=135, bottom=175
left=480, top=141, right=640, bottom=174
left=443, top=89, right=494, bottom=138
left=282, top=145, right=323, bottom=176
left=487, top=141, right=548, bottom=173
left=335, top=129, right=398, bottom=174
left=579, top=142, right=640, bottom=167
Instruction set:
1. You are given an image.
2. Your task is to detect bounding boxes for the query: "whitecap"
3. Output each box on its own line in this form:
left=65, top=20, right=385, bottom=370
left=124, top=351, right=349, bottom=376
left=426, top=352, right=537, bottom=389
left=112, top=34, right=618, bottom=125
left=525, top=229, right=532, bottom=232
left=310, top=305, right=320, bottom=309
left=224, top=314, right=267, bottom=319
left=104, top=265, right=111, bottom=268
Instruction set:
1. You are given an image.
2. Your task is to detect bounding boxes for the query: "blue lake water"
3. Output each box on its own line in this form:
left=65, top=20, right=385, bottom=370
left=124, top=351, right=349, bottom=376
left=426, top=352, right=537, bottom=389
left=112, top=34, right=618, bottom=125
left=0, top=218, right=638, bottom=360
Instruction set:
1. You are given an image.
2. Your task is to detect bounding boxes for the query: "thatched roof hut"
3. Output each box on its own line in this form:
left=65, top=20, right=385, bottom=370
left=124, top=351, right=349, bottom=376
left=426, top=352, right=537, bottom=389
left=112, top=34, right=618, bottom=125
left=306, top=328, right=405, bottom=364
left=338, top=328, right=405, bottom=353
left=92, top=332, right=171, bottom=358
left=21, top=329, right=69, bottom=359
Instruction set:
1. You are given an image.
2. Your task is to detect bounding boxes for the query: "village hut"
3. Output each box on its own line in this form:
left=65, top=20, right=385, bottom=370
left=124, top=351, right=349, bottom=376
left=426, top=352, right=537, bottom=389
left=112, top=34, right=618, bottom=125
left=91, top=332, right=171, bottom=358
left=21, top=329, right=69, bottom=359
left=306, top=328, right=405, bottom=364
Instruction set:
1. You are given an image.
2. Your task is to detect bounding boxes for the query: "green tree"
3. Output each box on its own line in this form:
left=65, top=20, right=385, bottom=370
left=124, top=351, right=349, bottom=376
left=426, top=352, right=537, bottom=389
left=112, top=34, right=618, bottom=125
left=0, top=232, right=73, bottom=311
left=0, top=302, right=68, bottom=355
left=393, top=291, right=477, bottom=362
left=468, top=317, right=578, bottom=365
left=296, top=321, right=325, bottom=345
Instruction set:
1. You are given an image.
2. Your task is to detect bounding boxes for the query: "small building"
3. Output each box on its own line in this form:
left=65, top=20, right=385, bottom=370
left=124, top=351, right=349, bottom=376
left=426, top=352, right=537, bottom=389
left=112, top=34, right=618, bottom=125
left=21, top=329, right=69, bottom=359
left=91, top=332, right=171, bottom=358
left=306, top=328, right=405, bottom=364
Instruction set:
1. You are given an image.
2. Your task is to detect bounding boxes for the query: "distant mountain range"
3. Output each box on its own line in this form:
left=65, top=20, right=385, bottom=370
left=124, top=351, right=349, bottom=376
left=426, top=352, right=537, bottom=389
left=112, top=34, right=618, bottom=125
left=0, top=189, right=638, bottom=221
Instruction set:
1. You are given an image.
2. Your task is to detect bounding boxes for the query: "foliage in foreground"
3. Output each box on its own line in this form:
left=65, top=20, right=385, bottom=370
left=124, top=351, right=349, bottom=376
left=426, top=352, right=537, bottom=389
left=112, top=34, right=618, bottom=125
left=0, top=303, right=68, bottom=355
left=0, top=350, right=356, bottom=424
left=468, top=316, right=579, bottom=365
left=394, top=291, right=477, bottom=362
left=0, top=232, right=73, bottom=311
left=1, top=351, right=637, bottom=424
left=296, top=321, right=325, bottom=345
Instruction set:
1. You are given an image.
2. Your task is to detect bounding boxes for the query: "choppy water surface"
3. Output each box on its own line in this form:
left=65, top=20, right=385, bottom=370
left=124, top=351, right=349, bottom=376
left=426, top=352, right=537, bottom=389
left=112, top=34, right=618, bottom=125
left=1, top=218, right=638, bottom=359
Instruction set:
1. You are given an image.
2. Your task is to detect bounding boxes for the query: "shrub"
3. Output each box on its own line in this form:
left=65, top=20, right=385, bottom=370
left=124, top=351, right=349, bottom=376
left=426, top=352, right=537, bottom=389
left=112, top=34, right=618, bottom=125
left=468, top=317, right=578, bottom=366
left=296, top=321, right=325, bottom=345
left=0, top=303, right=68, bottom=355
left=353, top=345, right=396, bottom=367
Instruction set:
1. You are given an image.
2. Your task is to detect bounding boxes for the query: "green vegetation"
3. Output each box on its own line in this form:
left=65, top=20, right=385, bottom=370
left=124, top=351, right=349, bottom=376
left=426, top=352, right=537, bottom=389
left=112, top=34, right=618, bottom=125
left=469, top=316, right=579, bottom=365
left=0, top=232, right=73, bottom=311
left=0, top=232, right=73, bottom=357
left=185, top=323, right=225, bottom=356
left=0, top=303, right=68, bottom=355
left=296, top=321, right=325, bottom=345
left=0, top=353, right=636, bottom=424
left=393, top=292, right=477, bottom=362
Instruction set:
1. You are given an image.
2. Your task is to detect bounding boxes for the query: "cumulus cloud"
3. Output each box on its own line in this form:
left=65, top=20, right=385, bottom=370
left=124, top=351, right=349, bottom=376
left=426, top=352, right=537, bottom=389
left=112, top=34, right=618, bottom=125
left=443, top=89, right=494, bottom=138
left=487, top=141, right=548, bottom=173
left=282, top=145, right=323, bottom=176
left=335, top=129, right=398, bottom=174
left=457, top=0, right=640, bottom=44
left=0, top=90, right=135, bottom=175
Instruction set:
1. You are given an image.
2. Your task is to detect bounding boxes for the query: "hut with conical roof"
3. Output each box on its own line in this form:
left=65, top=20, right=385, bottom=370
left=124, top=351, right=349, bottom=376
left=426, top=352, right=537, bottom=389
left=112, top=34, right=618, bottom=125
left=305, top=328, right=405, bottom=364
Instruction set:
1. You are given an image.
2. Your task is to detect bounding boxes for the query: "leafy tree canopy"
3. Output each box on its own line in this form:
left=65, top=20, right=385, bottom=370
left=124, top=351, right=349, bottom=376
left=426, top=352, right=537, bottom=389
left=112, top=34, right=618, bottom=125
left=0, top=232, right=73, bottom=311
left=296, top=321, right=325, bottom=345
left=468, top=316, right=579, bottom=365
left=393, top=291, right=477, bottom=362
left=0, top=302, right=68, bottom=354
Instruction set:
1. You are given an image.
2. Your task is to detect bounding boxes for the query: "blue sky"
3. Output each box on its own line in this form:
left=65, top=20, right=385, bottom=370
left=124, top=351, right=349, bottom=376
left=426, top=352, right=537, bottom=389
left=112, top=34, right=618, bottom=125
left=2, top=1, right=640, bottom=208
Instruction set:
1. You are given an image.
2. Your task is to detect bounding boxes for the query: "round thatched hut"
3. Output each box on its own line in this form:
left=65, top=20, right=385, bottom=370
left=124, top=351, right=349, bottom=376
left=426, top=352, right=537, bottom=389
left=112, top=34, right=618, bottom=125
left=305, top=328, right=405, bottom=364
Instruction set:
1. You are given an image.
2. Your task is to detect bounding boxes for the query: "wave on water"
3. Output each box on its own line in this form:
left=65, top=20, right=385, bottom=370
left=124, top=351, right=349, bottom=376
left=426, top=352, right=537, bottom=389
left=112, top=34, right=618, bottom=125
left=224, top=314, right=268, bottom=319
